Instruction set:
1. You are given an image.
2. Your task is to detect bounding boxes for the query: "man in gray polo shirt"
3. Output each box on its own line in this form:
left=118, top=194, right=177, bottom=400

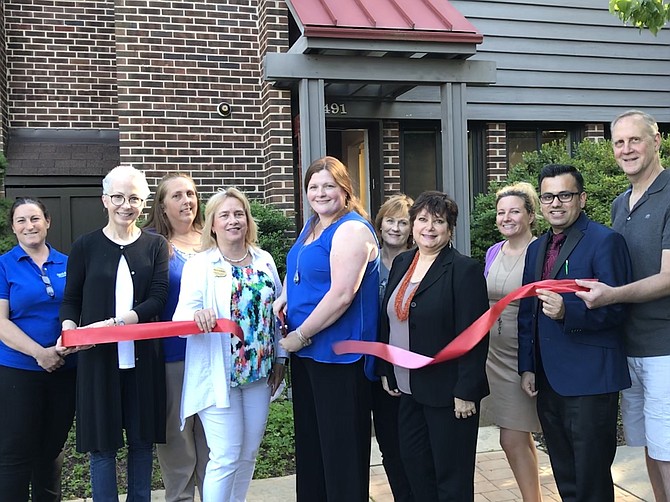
left=576, top=110, right=670, bottom=500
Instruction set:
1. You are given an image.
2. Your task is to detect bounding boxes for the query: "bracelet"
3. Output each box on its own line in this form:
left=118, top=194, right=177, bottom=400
left=296, top=326, right=312, bottom=347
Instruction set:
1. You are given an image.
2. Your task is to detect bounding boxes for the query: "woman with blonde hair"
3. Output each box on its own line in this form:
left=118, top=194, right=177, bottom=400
left=485, top=181, right=543, bottom=501
left=372, top=194, right=413, bottom=501
left=173, top=187, right=286, bottom=502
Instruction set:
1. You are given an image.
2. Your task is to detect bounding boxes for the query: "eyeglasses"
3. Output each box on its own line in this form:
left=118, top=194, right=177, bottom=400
left=539, top=191, right=581, bottom=205
left=105, top=194, right=144, bottom=208
left=41, top=274, right=55, bottom=298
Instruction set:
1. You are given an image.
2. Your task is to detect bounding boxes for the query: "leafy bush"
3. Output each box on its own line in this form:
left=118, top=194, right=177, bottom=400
left=251, top=200, right=294, bottom=278
left=470, top=135, right=670, bottom=263
left=0, top=150, right=7, bottom=177
left=254, top=399, right=296, bottom=479
left=0, top=197, right=16, bottom=254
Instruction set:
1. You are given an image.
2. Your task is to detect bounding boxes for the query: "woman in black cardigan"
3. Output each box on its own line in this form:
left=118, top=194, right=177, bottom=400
left=60, top=165, right=169, bottom=502
left=378, top=191, right=489, bottom=502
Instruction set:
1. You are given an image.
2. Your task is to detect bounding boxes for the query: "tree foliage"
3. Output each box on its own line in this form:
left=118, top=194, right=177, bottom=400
left=0, top=198, right=16, bottom=254
left=250, top=200, right=294, bottom=278
left=469, top=135, right=670, bottom=263
left=610, top=0, right=670, bottom=35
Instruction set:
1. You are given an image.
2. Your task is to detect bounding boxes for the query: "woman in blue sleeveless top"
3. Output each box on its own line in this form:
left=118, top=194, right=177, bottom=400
left=274, top=156, right=380, bottom=501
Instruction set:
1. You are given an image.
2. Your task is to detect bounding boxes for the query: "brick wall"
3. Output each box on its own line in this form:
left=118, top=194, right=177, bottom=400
left=115, top=0, right=293, bottom=201
left=485, top=122, right=507, bottom=182
left=0, top=1, right=7, bottom=156
left=258, top=0, right=294, bottom=210
left=4, top=0, right=117, bottom=129
left=3, top=0, right=293, bottom=206
left=382, top=120, right=400, bottom=196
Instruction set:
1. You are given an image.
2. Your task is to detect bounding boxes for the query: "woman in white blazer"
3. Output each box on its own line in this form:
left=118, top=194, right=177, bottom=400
left=173, top=187, right=287, bottom=502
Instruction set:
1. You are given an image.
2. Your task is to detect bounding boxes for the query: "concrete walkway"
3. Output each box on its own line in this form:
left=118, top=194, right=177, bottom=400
left=246, top=426, right=653, bottom=502
left=67, top=425, right=654, bottom=501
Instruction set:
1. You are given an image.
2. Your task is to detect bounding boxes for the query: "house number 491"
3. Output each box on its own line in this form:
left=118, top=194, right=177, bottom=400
left=324, top=103, right=348, bottom=115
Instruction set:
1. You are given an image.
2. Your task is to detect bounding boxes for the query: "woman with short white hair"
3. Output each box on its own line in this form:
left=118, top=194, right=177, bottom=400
left=60, top=164, right=169, bottom=502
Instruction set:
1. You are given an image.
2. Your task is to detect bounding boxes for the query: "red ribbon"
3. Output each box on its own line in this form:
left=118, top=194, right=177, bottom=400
left=61, top=318, right=244, bottom=347
left=333, top=279, right=591, bottom=369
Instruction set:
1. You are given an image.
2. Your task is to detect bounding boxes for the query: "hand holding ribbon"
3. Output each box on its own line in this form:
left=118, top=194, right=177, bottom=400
left=333, top=279, right=592, bottom=370
left=61, top=318, right=244, bottom=347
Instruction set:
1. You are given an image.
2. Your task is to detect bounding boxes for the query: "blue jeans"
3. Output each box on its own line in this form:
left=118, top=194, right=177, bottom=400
left=90, top=368, right=155, bottom=502
left=90, top=441, right=153, bottom=502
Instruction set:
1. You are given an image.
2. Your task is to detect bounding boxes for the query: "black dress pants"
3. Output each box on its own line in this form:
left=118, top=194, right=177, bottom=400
left=0, top=365, right=76, bottom=502
left=291, top=355, right=371, bottom=502
left=536, top=368, right=619, bottom=502
left=398, top=393, right=479, bottom=502
left=371, top=380, right=413, bottom=502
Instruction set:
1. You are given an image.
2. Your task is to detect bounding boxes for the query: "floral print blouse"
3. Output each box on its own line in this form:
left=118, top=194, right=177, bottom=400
left=229, top=264, right=277, bottom=386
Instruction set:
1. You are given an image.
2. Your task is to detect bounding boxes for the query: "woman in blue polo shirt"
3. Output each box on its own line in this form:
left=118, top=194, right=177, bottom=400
left=0, top=197, right=75, bottom=502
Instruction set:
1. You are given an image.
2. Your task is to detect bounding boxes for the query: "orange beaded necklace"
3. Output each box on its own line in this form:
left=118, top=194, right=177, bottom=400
left=394, top=252, right=420, bottom=321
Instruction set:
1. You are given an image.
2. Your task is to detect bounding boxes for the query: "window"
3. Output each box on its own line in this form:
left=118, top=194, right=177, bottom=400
left=507, top=124, right=582, bottom=168
left=400, top=123, right=440, bottom=199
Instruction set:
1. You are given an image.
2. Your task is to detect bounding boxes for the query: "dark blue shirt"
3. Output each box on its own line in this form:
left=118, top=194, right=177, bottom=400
left=160, top=246, right=191, bottom=363
left=0, top=244, right=73, bottom=371
left=286, top=212, right=379, bottom=364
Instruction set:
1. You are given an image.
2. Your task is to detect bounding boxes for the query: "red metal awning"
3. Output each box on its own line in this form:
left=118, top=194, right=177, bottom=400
left=287, top=0, right=482, bottom=44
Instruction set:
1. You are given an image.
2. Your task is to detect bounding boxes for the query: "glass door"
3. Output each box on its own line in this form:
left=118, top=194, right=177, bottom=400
left=326, top=121, right=382, bottom=218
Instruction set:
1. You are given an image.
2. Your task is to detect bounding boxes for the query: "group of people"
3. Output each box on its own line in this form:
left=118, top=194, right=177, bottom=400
left=0, top=166, right=286, bottom=502
left=0, top=107, right=667, bottom=502
left=484, top=109, right=670, bottom=502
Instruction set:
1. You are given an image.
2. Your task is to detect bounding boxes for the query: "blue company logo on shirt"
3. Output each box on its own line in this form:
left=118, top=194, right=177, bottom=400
left=57, top=272, right=67, bottom=278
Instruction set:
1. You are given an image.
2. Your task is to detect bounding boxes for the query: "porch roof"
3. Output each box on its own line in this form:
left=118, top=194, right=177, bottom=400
left=286, top=0, right=482, bottom=46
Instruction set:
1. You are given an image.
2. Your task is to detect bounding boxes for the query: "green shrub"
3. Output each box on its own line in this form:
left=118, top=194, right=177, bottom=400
left=254, top=399, right=296, bottom=479
left=0, top=151, right=7, bottom=177
left=250, top=200, right=294, bottom=278
left=0, top=197, right=15, bottom=254
left=470, top=135, right=670, bottom=263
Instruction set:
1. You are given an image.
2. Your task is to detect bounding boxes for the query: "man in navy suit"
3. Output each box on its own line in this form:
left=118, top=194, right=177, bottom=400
left=518, top=164, right=632, bottom=502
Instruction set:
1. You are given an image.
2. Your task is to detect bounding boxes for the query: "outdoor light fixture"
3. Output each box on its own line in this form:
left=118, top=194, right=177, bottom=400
left=217, top=102, right=232, bottom=117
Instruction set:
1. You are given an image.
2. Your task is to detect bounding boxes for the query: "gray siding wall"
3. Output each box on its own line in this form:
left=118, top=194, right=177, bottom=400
left=411, top=0, right=670, bottom=123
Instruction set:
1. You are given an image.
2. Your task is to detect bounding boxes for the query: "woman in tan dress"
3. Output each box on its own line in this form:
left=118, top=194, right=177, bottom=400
left=484, top=182, right=543, bottom=502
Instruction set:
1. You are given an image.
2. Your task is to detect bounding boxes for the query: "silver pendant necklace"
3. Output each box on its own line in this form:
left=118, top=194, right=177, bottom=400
left=493, top=238, right=532, bottom=335
left=294, top=244, right=306, bottom=284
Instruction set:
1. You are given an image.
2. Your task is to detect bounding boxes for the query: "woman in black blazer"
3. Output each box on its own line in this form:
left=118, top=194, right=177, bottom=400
left=378, top=191, right=489, bottom=502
